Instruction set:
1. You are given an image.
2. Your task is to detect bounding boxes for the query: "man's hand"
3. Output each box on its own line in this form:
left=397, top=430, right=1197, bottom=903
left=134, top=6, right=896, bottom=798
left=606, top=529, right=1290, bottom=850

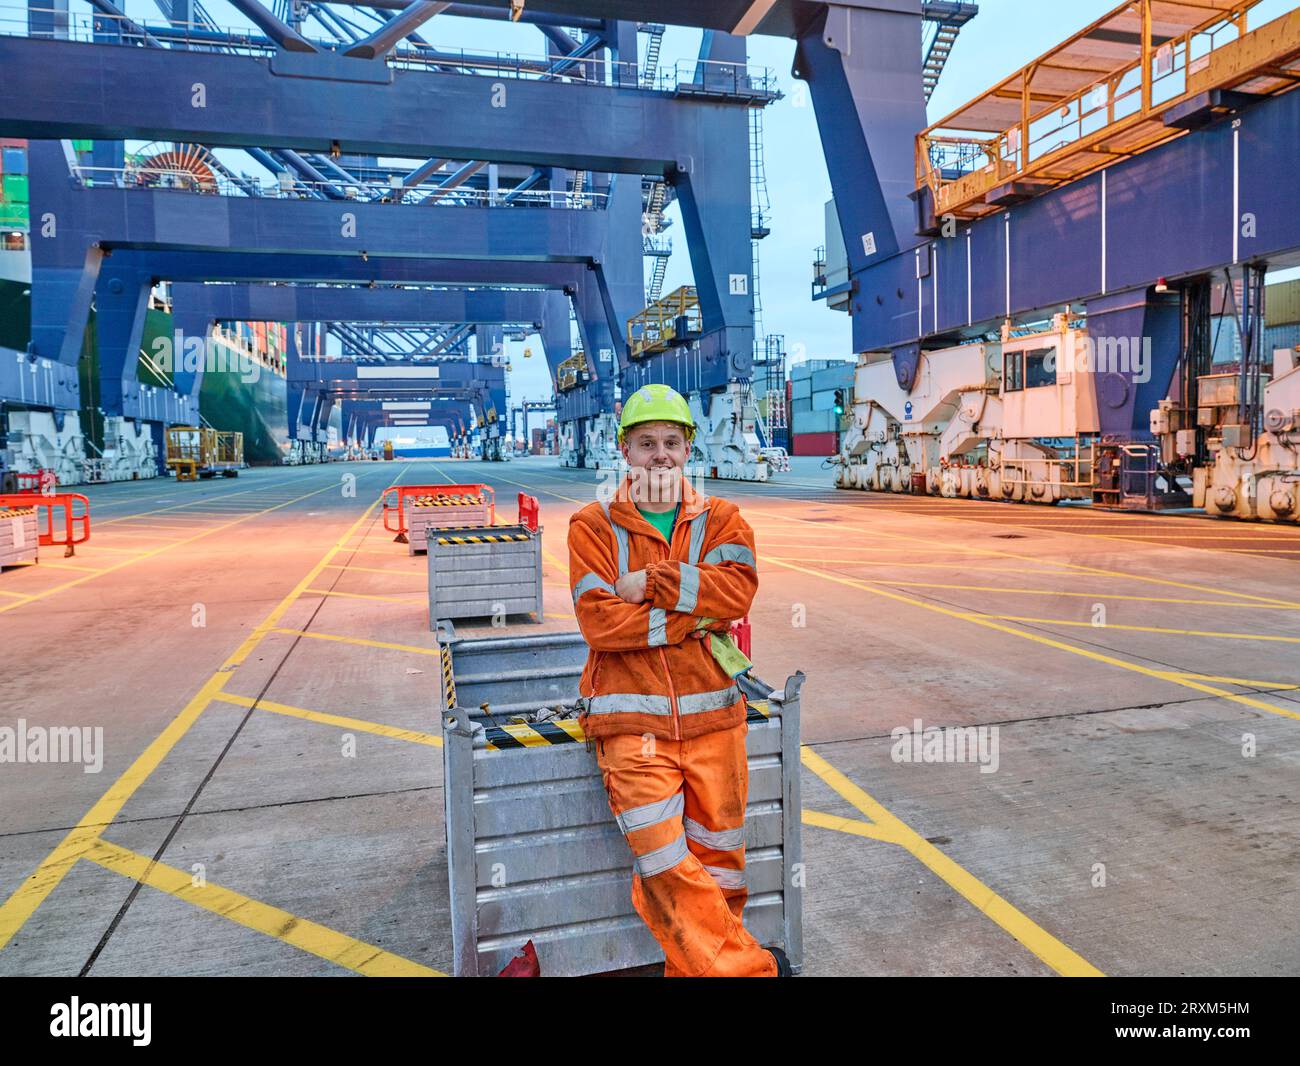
left=615, top=569, right=648, bottom=604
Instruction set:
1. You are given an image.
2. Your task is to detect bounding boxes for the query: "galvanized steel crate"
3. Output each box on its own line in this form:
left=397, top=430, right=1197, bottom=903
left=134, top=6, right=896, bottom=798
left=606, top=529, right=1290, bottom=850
left=438, top=628, right=805, bottom=977
left=0, top=507, right=38, bottom=567
left=407, top=493, right=495, bottom=556
left=426, top=524, right=543, bottom=627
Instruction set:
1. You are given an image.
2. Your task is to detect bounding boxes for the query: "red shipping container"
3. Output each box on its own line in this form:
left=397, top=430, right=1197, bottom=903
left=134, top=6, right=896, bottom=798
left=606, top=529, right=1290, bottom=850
left=791, top=431, right=838, bottom=456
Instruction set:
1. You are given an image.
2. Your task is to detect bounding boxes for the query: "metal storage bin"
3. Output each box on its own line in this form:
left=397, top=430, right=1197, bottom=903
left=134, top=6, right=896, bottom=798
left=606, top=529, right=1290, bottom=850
left=426, top=524, right=543, bottom=626
left=0, top=506, right=38, bottom=567
left=438, top=628, right=805, bottom=977
left=407, top=493, right=496, bottom=556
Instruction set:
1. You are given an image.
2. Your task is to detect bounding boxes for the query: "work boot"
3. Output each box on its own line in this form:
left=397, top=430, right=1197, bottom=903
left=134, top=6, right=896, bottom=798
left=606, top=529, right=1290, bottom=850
left=766, top=945, right=793, bottom=977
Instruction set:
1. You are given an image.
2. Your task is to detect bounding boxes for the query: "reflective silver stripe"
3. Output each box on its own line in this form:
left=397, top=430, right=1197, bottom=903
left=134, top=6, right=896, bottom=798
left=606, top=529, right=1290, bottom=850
left=612, top=522, right=630, bottom=577
left=572, top=572, right=616, bottom=603
left=684, top=816, right=745, bottom=852
left=599, top=500, right=630, bottom=577
left=702, top=543, right=755, bottom=567
left=635, top=832, right=689, bottom=878
left=703, top=864, right=746, bottom=890
left=677, top=683, right=741, bottom=716
left=686, top=507, right=710, bottom=565
left=586, top=692, right=673, bottom=716
left=648, top=606, right=668, bottom=647
left=615, top=791, right=684, bottom=835
left=675, top=563, right=700, bottom=613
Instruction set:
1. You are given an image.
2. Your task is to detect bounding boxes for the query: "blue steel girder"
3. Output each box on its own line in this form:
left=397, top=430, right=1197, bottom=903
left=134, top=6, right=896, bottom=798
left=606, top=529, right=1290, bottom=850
left=793, top=4, right=927, bottom=271
left=26, top=137, right=633, bottom=415
left=85, top=248, right=618, bottom=416
left=107, top=250, right=618, bottom=415
left=1, top=33, right=751, bottom=375
left=169, top=282, right=560, bottom=337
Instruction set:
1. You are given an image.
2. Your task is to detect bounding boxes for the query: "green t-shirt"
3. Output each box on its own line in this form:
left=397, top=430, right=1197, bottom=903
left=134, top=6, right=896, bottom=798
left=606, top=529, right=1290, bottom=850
left=638, top=502, right=679, bottom=545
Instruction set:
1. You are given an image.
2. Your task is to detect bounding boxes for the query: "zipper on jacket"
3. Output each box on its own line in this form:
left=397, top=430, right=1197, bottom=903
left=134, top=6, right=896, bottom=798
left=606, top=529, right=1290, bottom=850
left=658, top=646, right=681, bottom=741
left=656, top=531, right=683, bottom=740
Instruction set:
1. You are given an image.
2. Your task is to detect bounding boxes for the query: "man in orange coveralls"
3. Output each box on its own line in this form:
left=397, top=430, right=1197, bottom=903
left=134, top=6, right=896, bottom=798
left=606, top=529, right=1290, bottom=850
left=567, top=383, right=791, bottom=978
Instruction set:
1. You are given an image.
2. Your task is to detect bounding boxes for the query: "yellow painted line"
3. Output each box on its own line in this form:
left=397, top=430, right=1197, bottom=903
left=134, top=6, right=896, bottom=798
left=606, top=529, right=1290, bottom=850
left=869, top=581, right=1300, bottom=610
left=544, top=611, right=576, bottom=620
left=335, top=546, right=403, bottom=556
left=78, top=544, right=149, bottom=554
left=268, top=628, right=439, bottom=657
left=800, top=746, right=1104, bottom=977
left=304, top=587, right=423, bottom=604
left=1217, top=548, right=1300, bottom=554
left=0, top=588, right=34, bottom=600
left=0, top=671, right=230, bottom=952
left=0, top=490, right=397, bottom=950
left=764, top=555, right=1080, bottom=575
left=82, top=838, right=443, bottom=977
left=92, top=475, right=311, bottom=526
left=323, top=563, right=422, bottom=577
left=757, top=540, right=995, bottom=555
left=751, top=509, right=1300, bottom=608
left=93, top=532, right=186, bottom=541
left=1168, top=672, right=1299, bottom=690
left=0, top=478, right=352, bottom=616
left=26, top=561, right=104, bottom=574
left=764, top=555, right=1300, bottom=722
left=214, top=692, right=442, bottom=747
left=102, top=523, right=212, bottom=532
left=802, top=808, right=900, bottom=844
left=966, top=613, right=1300, bottom=644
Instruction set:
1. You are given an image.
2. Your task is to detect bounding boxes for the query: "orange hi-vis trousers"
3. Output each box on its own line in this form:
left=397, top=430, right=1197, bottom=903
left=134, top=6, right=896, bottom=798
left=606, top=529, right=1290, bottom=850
left=595, top=720, right=777, bottom=978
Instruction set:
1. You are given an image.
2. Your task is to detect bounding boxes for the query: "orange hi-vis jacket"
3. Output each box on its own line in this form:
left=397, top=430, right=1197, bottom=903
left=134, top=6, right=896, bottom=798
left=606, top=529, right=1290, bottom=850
left=568, top=473, right=759, bottom=741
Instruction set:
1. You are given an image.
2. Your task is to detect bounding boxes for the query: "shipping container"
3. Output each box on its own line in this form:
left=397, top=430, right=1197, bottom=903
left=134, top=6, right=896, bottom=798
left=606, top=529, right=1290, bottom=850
left=791, top=431, right=839, bottom=456
left=790, top=376, right=811, bottom=401
left=2, top=148, right=27, bottom=175
left=792, top=408, right=838, bottom=434
left=1265, top=323, right=1300, bottom=355
left=811, top=365, right=854, bottom=393
left=1266, top=279, right=1300, bottom=327
left=3, top=174, right=28, bottom=203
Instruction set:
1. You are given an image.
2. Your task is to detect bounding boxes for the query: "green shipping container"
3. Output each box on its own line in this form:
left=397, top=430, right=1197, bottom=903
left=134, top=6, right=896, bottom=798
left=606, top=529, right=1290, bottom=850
left=0, top=203, right=27, bottom=229
left=3, top=174, right=28, bottom=204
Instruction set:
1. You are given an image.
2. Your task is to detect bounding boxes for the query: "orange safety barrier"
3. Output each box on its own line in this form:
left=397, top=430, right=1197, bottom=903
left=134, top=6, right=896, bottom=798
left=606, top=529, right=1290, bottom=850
left=381, top=483, right=496, bottom=540
left=0, top=492, right=91, bottom=557
left=14, top=469, right=57, bottom=493
left=518, top=492, right=540, bottom=533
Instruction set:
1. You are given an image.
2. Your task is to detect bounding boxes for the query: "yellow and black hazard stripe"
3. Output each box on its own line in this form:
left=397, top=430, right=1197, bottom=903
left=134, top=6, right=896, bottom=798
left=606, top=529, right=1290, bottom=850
left=484, top=718, right=587, bottom=750
left=434, top=533, right=532, bottom=545
left=0, top=508, right=37, bottom=517
left=439, top=644, right=457, bottom=711
left=483, top=702, right=771, bottom=751
left=412, top=494, right=485, bottom=507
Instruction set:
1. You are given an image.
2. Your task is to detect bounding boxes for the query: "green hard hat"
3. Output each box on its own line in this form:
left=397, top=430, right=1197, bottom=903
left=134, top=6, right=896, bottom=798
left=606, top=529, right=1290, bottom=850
left=618, top=384, right=695, bottom=442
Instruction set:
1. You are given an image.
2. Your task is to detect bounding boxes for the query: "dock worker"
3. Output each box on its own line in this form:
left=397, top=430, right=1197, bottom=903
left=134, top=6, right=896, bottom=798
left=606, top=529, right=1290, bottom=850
left=567, top=383, right=791, bottom=978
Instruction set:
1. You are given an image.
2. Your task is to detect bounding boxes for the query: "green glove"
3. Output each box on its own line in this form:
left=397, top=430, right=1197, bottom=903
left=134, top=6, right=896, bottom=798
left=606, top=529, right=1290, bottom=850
left=695, top=617, right=753, bottom=679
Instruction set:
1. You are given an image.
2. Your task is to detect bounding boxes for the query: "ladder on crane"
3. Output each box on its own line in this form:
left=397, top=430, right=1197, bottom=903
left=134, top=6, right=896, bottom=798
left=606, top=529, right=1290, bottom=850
left=921, top=1, right=979, bottom=102
left=640, top=23, right=666, bottom=88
